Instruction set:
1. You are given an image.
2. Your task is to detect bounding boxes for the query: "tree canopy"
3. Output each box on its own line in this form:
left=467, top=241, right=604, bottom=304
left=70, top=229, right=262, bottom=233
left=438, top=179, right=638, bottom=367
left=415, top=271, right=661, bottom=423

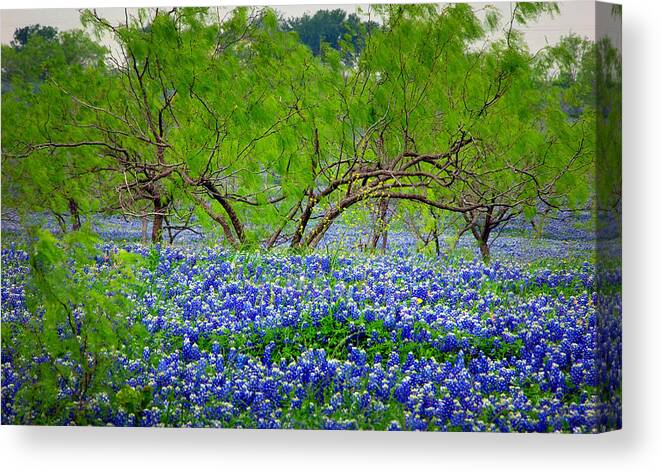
left=280, top=8, right=378, bottom=61
left=1, top=3, right=615, bottom=259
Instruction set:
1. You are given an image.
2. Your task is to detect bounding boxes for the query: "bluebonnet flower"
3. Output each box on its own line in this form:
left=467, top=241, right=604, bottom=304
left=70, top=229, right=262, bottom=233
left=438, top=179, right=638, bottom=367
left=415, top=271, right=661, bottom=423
left=0, top=212, right=621, bottom=431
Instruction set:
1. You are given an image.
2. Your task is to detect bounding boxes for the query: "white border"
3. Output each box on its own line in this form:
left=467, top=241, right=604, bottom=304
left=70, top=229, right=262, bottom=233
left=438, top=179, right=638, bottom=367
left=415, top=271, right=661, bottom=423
left=1, top=1, right=659, bottom=472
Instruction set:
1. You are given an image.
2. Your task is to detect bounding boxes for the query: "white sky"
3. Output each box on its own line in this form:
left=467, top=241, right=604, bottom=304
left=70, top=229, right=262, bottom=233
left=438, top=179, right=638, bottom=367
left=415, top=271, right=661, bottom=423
left=0, top=1, right=611, bottom=53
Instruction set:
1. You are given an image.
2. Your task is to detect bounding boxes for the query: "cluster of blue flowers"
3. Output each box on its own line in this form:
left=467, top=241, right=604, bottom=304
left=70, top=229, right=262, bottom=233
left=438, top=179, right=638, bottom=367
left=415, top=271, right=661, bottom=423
left=0, top=221, right=621, bottom=431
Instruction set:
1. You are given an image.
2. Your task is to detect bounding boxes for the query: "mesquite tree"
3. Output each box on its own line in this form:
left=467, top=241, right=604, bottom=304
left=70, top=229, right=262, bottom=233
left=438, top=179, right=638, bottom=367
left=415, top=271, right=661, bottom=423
left=78, top=7, right=297, bottom=244
left=1, top=27, right=109, bottom=232
left=80, top=7, right=325, bottom=245
left=3, top=8, right=315, bottom=244
left=452, top=53, right=596, bottom=261
left=267, top=3, right=568, bottom=250
left=383, top=5, right=597, bottom=261
left=2, top=3, right=602, bottom=258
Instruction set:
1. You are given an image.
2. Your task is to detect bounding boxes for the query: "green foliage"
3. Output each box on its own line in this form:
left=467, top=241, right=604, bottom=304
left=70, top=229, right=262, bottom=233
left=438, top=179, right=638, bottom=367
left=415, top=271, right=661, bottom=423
left=2, top=25, right=106, bottom=90
left=1, top=25, right=111, bottom=230
left=594, top=36, right=622, bottom=214
left=115, top=385, right=153, bottom=418
left=281, top=8, right=378, bottom=62
left=10, top=24, right=58, bottom=49
left=5, top=228, right=144, bottom=424
left=1, top=4, right=607, bottom=254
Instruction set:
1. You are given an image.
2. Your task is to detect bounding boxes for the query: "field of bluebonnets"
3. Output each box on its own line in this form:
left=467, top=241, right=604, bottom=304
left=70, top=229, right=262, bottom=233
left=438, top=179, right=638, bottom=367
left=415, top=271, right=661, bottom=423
left=1, top=213, right=622, bottom=432
left=1, top=4, right=622, bottom=432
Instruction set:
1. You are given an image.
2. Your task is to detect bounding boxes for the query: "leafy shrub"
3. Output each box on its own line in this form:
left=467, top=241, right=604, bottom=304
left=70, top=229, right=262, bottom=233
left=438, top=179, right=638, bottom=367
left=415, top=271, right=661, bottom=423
left=4, top=228, right=142, bottom=424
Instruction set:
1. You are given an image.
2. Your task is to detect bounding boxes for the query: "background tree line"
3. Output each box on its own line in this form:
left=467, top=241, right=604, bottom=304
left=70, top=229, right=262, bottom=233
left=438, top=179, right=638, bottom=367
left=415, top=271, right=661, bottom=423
left=1, top=4, right=621, bottom=260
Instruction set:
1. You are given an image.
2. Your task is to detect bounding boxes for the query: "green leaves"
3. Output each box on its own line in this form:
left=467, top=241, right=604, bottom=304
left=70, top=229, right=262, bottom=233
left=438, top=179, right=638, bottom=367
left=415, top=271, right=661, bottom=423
left=7, top=228, right=145, bottom=424
left=513, top=2, right=560, bottom=25
left=116, top=385, right=153, bottom=416
left=2, top=5, right=604, bottom=252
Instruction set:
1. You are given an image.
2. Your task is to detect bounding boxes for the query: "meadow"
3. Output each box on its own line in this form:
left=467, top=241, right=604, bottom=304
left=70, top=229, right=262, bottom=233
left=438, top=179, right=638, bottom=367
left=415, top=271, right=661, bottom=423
left=0, top=216, right=622, bottom=432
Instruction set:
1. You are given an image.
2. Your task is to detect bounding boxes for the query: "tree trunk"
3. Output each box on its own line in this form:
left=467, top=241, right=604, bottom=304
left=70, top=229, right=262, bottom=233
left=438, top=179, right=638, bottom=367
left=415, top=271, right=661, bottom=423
left=291, top=193, right=314, bottom=247
left=52, top=211, right=67, bottom=234
left=141, top=215, right=149, bottom=244
left=165, top=216, right=175, bottom=245
left=201, top=181, right=244, bottom=244
left=433, top=226, right=441, bottom=257
left=151, top=198, right=165, bottom=244
left=266, top=201, right=302, bottom=249
left=305, top=191, right=368, bottom=248
left=370, top=197, right=389, bottom=251
left=478, top=239, right=491, bottom=262
left=187, top=191, right=238, bottom=247
left=468, top=207, right=493, bottom=263
left=68, top=199, right=81, bottom=231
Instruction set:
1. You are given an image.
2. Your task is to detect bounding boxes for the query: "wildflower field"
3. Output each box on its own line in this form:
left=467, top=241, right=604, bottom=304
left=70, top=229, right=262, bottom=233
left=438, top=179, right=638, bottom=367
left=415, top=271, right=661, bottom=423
left=1, top=216, right=622, bottom=432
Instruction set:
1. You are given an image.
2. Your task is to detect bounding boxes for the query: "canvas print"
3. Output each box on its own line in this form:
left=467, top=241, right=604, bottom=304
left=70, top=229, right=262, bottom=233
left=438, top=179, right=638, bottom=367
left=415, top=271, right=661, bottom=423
left=0, top=2, right=621, bottom=432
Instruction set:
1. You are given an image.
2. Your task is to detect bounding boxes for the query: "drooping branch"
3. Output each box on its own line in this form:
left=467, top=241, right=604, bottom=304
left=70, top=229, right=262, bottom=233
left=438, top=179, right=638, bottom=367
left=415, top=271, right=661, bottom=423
left=200, top=180, right=245, bottom=243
